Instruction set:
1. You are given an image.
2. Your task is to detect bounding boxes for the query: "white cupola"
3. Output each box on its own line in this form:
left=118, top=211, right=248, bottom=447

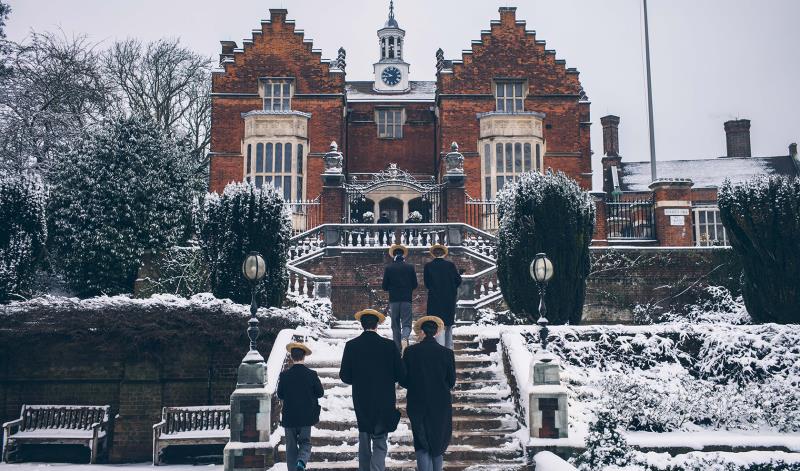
left=373, top=0, right=410, bottom=93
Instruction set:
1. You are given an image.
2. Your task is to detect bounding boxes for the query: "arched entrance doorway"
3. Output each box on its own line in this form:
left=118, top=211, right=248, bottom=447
left=379, top=197, right=403, bottom=223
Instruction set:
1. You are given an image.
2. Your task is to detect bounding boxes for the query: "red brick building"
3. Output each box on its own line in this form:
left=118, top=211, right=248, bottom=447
left=209, top=5, right=592, bottom=225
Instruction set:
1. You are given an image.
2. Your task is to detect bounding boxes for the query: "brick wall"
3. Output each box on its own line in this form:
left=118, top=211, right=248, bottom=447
left=299, top=247, right=491, bottom=319
left=437, top=7, right=592, bottom=190
left=584, top=247, right=742, bottom=323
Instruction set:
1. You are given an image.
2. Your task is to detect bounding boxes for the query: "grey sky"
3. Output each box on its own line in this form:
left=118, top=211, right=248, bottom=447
left=6, top=0, right=799, bottom=189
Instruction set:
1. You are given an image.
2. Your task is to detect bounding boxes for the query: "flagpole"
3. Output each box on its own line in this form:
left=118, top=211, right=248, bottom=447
left=643, top=0, right=657, bottom=181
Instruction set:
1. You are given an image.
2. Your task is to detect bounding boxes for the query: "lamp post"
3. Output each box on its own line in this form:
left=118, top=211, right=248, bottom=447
left=530, top=253, right=554, bottom=351
left=242, top=251, right=267, bottom=360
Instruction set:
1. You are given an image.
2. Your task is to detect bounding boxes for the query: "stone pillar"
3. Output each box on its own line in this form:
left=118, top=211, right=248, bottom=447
left=528, top=352, right=568, bottom=439
left=724, top=119, right=751, bottom=157
left=591, top=191, right=608, bottom=246
left=224, top=322, right=274, bottom=470
left=321, top=141, right=346, bottom=224
left=649, top=179, right=694, bottom=247
left=444, top=142, right=466, bottom=223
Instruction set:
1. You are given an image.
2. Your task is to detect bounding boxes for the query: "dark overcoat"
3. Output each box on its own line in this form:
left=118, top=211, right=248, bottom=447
left=424, top=258, right=462, bottom=326
left=339, top=331, right=406, bottom=433
left=400, top=336, right=456, bottom=456
left=276, top=363, right=324, bottom=428
left=382, top=259, right=418, bottom=303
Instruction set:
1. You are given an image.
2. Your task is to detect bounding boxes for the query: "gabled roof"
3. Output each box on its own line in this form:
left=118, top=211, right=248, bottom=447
left=617, top=155, right=798, bottom=191
left=345, top=81, right=436, bottom=103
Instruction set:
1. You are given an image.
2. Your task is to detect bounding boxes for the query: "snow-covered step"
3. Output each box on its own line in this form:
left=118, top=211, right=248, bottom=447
left=276, top=443, right=523, bottom=462
left=300, top=460, right=526, bottom=470
left=315, top=415, right=519, bottom=432
left=303, top=429, right=518, bottom=448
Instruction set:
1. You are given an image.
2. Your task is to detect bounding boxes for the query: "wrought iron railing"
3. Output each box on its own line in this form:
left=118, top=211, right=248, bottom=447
left=466, top=196, right=499, bottom=232
left=285, top=197, right=322, bottom=235
left=606, top=197, right=656, bottom=241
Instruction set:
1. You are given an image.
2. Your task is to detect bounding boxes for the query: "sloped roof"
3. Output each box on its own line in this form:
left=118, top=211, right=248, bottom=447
left=345, top=81, right=436, bottom=103
left=618, top=155, right=798, bottom=191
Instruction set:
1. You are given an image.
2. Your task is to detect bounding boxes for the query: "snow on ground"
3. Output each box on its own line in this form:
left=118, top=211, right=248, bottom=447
left=0, top=465, right=220, bottom=471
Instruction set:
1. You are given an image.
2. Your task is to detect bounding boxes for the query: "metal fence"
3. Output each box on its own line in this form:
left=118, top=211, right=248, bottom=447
left=606, top=197, right=656, bottom=240
left=285, top=197, right=321, bottom=235
left=466, top=197, right=499, bottom=232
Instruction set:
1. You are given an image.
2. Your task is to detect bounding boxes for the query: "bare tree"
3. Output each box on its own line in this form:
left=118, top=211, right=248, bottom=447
left=0, top=1, right=11, bottom=77
left=103, top=38, right=213, bottom=180
left=0, top=31, right=111, bottom=175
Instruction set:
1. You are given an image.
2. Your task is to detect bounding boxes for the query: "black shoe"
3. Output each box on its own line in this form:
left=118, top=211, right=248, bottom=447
left=296, top=460, right=306, bottom=471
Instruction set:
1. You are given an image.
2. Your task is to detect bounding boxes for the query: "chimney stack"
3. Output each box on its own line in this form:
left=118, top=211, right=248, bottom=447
left=601, top=115, right=621, bottom=157
left=724, top=119, right=751, bottom=157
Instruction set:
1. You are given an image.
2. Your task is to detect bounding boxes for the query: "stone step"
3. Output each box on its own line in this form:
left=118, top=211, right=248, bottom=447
left=307, top=357, right=496, bottom=370
left=276, top=444, right=523, bottom=463
left=301, top=461, right=526, bottom=470
left=321, top=379, right=506, bottom=392
left=315, top=415, right=518, bottom=432
left=289, top=430, right=516, bottom=448
left=316, top=367, right=498, bottom=381
left=320, top=403, right=515, bottom=418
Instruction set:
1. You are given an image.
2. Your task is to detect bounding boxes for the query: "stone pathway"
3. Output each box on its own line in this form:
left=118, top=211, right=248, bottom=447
left=275, top=322, right=526, bottom=470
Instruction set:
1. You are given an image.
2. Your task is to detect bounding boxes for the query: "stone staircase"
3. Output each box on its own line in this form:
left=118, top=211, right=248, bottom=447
left=275, top=322, right=526, bottom=470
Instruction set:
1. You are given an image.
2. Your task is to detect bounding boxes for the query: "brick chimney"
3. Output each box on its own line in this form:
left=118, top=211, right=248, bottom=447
left=601, top=115, right=620, bottom=157
left=790, top=143, right=799, bottom=172
left=724, top=119, right=751, bottom=157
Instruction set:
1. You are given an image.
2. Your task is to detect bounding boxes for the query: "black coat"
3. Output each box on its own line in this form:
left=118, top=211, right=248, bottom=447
left=276, top=363, right=324, bottom=428
left=382, top=259, right=418, bottom=303
left=424, top=258, right=462, bottom=326
left=400, top=336, right=456, bottom=456
left=339, top=331, right=406, bottom=433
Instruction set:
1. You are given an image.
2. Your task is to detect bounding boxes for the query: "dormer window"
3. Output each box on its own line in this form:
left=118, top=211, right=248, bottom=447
left=261, top=78, right=293, bottom=111
left=495, top=81, right=525, bottom=113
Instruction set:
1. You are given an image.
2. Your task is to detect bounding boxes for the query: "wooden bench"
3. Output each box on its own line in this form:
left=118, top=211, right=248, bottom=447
left=2, top=405, right=111, bottom=464
left=152, top=405, right=230, bottom=465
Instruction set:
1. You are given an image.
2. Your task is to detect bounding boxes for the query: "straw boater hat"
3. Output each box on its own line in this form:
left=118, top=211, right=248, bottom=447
left=414, top=315, right=445, bottom=338
left=286, top=342, right=312, bottom=356
left=429, top=243, right=448, bottom=258
left=388, top=244, right=409, bottom=258
left=354, top=308, right=386, bottom=324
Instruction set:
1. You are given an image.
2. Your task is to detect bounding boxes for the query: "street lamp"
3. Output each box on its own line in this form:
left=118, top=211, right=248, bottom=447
left=530, top=253, right=554, bottom=350
left=242, top=252, right=267, bottom=357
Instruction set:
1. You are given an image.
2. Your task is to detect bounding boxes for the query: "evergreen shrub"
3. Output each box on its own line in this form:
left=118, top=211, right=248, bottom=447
left=198, top=182, right=290, bottom=307
left=718, top=176, right=800, bottom=323
left=0, top=175, right=47, bottom=302
left=49, top=116, right=194, bottom=297
left=496, top=171, right=595, bottom=324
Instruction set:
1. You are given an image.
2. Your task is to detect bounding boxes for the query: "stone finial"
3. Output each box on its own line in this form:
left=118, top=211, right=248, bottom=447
left=324, top=141, right=343, bottom=174
left=335, top=47, right=347, bottom=70
left=445, top=141, right=464, bottom=175
left=436, top=48, right=445, bottom=72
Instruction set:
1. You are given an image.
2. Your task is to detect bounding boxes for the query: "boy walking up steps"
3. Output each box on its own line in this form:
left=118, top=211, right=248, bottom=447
left=277, top=341, right=323, bottom=471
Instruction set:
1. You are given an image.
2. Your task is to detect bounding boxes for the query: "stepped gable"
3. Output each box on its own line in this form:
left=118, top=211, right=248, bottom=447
left=209, top=8, right=345, bottom=195
left=436, top=6, right=592, bottom=191
left=213, top=9, right=345, bottom=95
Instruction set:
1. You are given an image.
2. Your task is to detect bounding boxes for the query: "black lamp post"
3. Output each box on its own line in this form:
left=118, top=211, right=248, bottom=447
left=530, top=253, right=554, bottom=350
left=242, top=251, right=267, bottom=356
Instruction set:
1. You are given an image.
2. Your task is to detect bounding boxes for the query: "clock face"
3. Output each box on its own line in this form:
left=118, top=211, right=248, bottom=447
left=382, top=66, right=402, bottom=86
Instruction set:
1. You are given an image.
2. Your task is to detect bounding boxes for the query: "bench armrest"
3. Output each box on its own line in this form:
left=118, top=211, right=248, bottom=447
left=90, top=420, right=106, bottom=439
left=2, top=418, right=23, bottom=435
left=152, top=420, right=167, bottom=437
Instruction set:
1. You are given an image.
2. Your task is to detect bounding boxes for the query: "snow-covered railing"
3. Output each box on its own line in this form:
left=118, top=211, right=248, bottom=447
left=288, top=225, right=326, bottom=262
left=458, top=265, right=502, bottom=309
left=287, top=265, right=332, bottom=299
left=462, top=224, right=498, bottom=259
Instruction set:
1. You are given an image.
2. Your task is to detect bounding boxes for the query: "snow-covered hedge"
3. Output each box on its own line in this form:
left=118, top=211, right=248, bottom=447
left=48, top=116, right=195, bottom=297
left=0, top=292, right=329, bottom=360
left=198, top=182, right=291, bottom=308
left=634, top=286, right=750, bottom=325
left=0, top=174, right=47, bottom=302
left=496, top=171, right=595, bottom=324
left=719, top=176, right=800, bottom=324
left=615, top=450, right=800, bottom=471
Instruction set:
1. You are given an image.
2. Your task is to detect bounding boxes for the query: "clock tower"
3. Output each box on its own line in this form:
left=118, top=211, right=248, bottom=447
left=373, top=0, right=410, bottom=93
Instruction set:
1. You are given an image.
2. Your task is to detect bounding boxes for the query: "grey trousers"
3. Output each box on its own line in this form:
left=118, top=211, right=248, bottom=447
left=389, top=301, right=413, bottom=350
left=284, top=426, right=312, bottom=468
left=436, top=325, right=454, bottom=350
left=358, top=432, right=388, bottom=471
left=415, top=448, right=444, bottom=471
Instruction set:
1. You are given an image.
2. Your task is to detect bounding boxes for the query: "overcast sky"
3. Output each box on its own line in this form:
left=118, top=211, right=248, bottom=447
left=6, top=0, right=799, bottom=188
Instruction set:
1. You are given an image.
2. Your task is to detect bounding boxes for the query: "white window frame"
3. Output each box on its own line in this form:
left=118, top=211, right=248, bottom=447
left=494, top=81, right=526, bottom=113
left=693, top=206, right=729, bottom=246
left=245, top=141, right=307, bottom=201
left=480, top=139, right=544, bottom=199
left=376, top=108, right=404, bottom=139
left=261, top=79, right=293, bottom=112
